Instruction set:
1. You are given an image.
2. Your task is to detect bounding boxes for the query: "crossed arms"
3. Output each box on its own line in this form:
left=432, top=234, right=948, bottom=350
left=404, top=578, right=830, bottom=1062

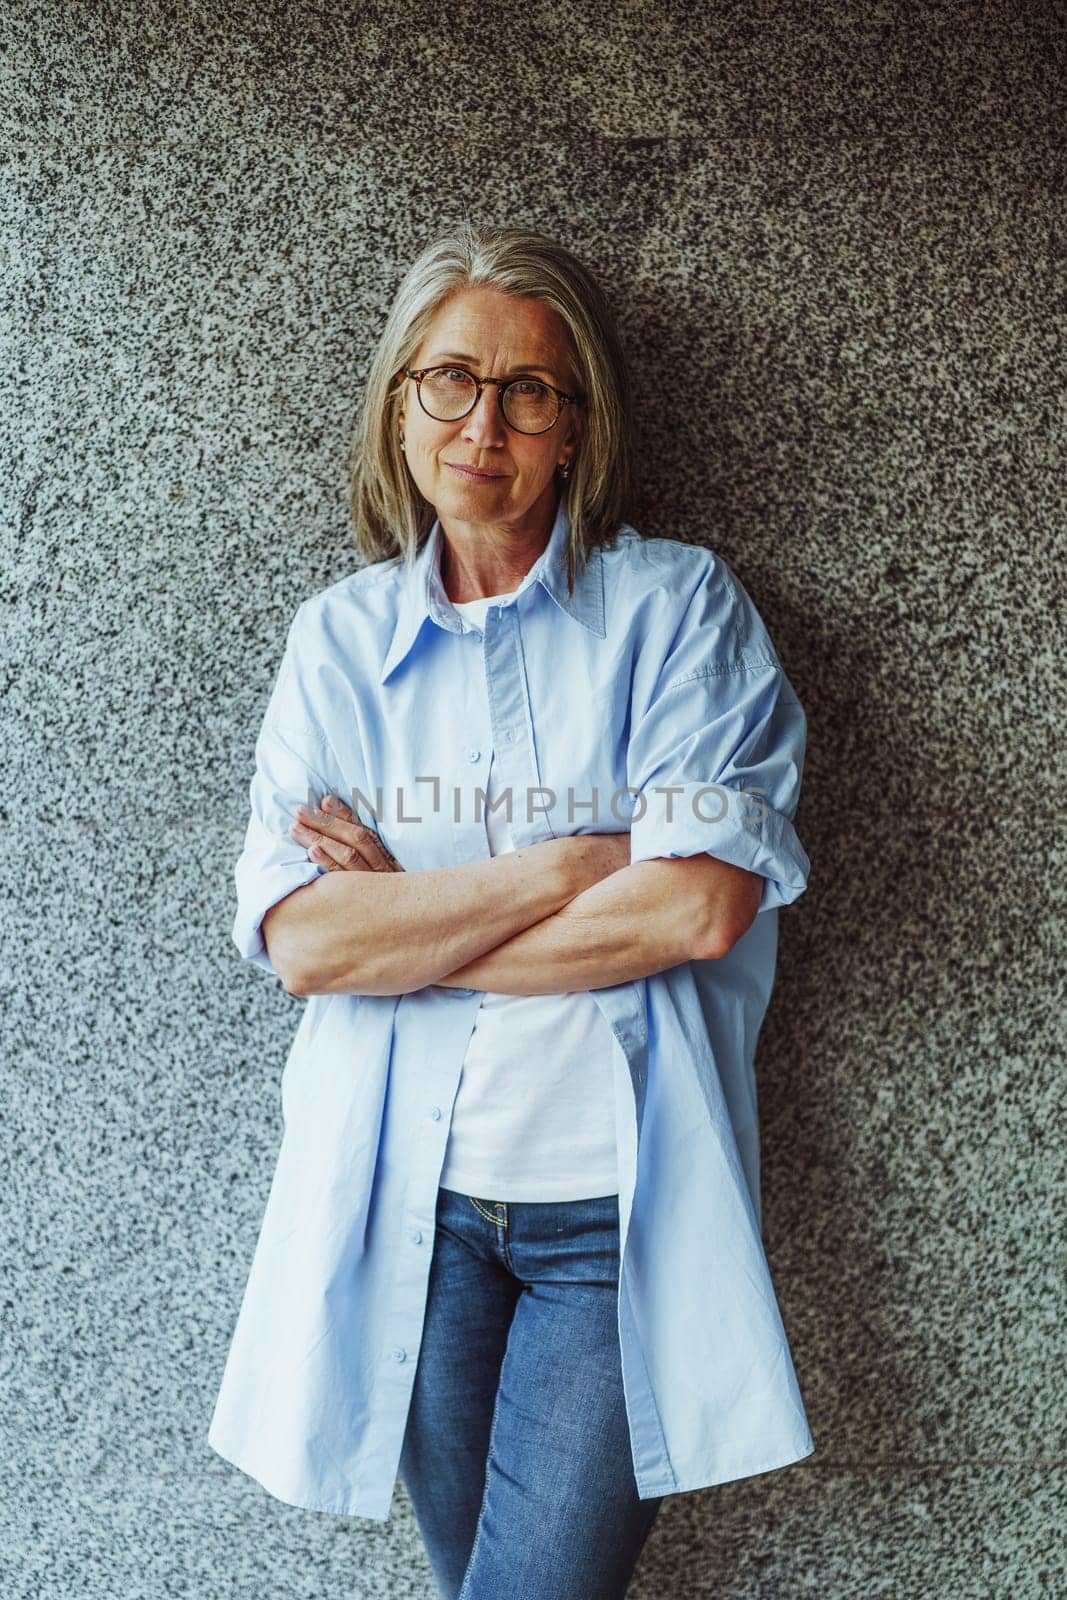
left=262, top=798, right=763, bottom=998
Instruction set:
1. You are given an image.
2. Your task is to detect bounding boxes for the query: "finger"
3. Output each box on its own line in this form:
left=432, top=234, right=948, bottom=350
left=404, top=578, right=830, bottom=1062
left=299, top=793, right=354, bottom=827
left=309, top=836, right=362, bottom=871
left=310, top=794, right=364, bottom=866
left=295, top=799, right=403, bottom=873
left=318, top=793, right=352, bottom=822
left=293, top=821, right=378, bottom=872
left=291, top=813, right=398, bottom=873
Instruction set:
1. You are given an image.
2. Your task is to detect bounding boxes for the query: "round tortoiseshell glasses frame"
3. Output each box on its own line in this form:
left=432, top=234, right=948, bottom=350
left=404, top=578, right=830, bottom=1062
left=397, top=365, right=585, bottom=435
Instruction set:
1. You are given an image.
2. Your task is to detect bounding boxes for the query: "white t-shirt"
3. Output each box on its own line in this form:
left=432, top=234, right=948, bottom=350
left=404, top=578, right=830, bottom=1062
left=437, top=590, right=619, bottom=1201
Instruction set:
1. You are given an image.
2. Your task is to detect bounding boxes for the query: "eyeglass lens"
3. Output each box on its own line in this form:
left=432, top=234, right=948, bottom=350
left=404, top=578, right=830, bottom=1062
left=419, top=369, right=560, bottom=433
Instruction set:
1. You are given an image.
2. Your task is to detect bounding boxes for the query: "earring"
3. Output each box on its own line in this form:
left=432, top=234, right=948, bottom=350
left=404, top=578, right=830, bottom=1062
left=558, top=458, right=573, bottom=481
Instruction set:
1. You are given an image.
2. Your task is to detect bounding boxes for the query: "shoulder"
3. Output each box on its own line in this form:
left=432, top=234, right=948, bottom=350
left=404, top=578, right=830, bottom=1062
left=285, top=557, right=404, bottom=652
left=601, top=525, right=735, bottom=598
left=297, top=555, right=403, bottom=618
left=603, top=526, right=781, bottom=669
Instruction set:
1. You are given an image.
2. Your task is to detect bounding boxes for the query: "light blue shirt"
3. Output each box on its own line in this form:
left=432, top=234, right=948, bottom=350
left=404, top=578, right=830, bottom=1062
left=208, top=495, right=815, bottom=1519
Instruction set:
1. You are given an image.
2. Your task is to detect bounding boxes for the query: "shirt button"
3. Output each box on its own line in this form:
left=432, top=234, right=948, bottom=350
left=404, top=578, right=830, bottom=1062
left=392, top=1347, right=407, bottom=1362
left=429, top=1105, right=442, bottom=1120
left=467, top=748, right=481, bottom=762
left=409, top=1229, right=423, bottom=1245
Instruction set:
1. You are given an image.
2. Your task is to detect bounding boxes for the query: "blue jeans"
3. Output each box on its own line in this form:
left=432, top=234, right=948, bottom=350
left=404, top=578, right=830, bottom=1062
left=399, top=1187, right=665, bottom=1600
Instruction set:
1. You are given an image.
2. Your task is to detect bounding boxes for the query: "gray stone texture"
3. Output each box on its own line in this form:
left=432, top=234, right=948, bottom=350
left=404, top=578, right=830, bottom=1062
left=2, top=0, right=1063, bottom=1595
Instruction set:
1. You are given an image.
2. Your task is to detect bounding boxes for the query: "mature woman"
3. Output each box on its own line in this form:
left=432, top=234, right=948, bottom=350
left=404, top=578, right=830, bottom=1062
left=208, top=223, right=814, bottom=1600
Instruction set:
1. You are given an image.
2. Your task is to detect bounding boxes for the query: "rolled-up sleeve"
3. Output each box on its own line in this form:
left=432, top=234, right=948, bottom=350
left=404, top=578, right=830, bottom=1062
left=626, top=556, right=810, bottom=915
left=233, top=604, right=349, bottom=977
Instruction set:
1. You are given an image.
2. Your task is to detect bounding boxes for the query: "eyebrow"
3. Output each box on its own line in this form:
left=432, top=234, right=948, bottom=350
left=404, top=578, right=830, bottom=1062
left=424, top=351, right=561, bottom=383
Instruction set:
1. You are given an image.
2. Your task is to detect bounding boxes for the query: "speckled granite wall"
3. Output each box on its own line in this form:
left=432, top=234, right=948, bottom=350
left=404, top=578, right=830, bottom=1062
left=2, top=1, right=1063, bottom=1595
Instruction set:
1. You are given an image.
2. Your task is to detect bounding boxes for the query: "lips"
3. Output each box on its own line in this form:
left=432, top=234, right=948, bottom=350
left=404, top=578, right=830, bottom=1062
left=446, top=463, right=507, bottom=482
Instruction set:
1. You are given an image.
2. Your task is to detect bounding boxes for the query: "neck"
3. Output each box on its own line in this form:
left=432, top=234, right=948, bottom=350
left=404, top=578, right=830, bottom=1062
left=438, top=494, right=557, bottom=602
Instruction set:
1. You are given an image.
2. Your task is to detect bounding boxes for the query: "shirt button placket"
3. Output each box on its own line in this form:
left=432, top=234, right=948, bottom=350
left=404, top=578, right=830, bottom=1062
left=482, top=599, right=541, bottom=851
left=385, top=1107, right=439, bottom=1373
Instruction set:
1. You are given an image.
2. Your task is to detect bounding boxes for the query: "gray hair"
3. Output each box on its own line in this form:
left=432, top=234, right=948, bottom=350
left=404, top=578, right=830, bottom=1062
left=346, top=220, right=634, bottom=594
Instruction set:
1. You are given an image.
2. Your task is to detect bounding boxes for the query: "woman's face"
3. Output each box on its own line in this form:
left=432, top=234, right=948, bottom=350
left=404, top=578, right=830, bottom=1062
left=396, top=284, right=583, bottom=537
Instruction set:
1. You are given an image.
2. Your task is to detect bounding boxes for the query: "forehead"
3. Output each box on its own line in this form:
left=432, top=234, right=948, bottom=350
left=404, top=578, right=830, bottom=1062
left=417, top=285, right=573, bottom=373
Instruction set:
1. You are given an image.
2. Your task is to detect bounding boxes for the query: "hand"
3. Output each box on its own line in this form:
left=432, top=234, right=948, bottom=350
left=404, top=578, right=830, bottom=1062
left=290, top=794, right=405, bottom=872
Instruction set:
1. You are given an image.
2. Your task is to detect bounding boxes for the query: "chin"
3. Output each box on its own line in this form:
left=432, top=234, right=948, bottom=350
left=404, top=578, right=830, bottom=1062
left=437, top=480, right=511, bottom=514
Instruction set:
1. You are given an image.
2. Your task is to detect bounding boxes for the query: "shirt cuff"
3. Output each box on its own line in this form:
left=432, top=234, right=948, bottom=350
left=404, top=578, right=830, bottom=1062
left=233, top=861, right=325, bottom=976
left=628, top=781, right=810, bottom=914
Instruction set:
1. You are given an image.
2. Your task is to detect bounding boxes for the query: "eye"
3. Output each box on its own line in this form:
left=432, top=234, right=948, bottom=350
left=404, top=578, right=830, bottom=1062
left=511, top=380, right=549, bottom=397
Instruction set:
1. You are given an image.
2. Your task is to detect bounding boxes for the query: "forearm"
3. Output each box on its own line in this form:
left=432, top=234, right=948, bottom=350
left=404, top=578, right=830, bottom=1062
left=434, top=856, right=726, bottom=994
left=268, top=838, right=601, bottom=997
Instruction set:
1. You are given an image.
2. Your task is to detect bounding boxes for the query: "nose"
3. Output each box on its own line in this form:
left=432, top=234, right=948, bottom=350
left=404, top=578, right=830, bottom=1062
left=460, top=383, right=508, bottom=448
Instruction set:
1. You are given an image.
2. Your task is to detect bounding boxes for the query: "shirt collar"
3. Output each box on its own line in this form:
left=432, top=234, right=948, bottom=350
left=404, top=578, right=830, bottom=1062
left=378, top=495, right=606, bottom=685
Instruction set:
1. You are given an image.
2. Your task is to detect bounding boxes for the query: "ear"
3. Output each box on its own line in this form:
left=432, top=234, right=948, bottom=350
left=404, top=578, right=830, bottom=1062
left=564, top=405, right=584, bottom=457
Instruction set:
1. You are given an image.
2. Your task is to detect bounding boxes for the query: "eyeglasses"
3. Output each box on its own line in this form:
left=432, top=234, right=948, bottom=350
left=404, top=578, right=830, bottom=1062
left=399, top=365, right=583, bottom=435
